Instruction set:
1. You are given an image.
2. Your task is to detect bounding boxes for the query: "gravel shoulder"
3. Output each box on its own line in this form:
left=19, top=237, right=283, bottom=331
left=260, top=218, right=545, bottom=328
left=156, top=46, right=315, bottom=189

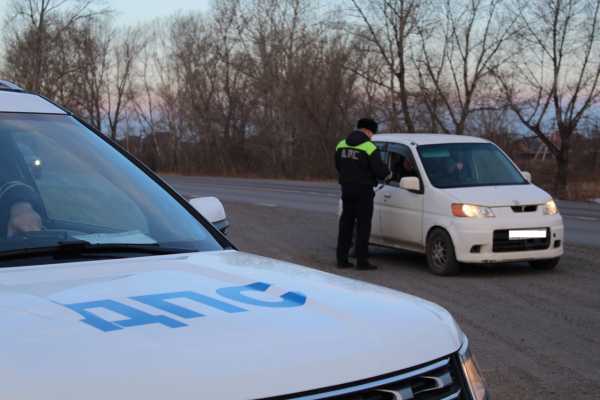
left=224, top=200, right=600, bottom=400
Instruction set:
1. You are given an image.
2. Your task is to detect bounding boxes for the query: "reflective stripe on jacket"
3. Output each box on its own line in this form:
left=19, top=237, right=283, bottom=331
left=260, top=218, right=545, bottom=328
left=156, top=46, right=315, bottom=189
left=336, top=139, right=377, bottom=156
left=334, top=130, right=390, bottom=187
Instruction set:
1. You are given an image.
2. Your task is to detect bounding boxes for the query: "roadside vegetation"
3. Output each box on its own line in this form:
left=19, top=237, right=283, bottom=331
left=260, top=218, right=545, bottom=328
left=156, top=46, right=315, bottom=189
left=2, top=0, right=600, bottom=199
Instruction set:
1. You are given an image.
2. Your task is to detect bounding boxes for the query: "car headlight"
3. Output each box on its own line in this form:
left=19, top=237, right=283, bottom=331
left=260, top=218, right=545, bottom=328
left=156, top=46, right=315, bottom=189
left=543, top=199, right=559, bottom=215
left=452, top=203, right=495, bottom=218
left=459, top=336, right=489, bottom=400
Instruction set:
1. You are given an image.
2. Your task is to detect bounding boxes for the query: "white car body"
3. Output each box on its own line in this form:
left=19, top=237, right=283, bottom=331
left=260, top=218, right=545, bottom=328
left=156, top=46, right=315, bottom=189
left=0, top=84, right=488, bottom=399
left=368, top=133, right=564, bottom=265
left=0, top=251, right=463, bottom=399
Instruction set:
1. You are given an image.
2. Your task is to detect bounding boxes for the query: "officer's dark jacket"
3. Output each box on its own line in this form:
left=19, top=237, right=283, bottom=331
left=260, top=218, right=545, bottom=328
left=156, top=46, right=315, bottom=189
left=335, top=130, right=390, bottom=187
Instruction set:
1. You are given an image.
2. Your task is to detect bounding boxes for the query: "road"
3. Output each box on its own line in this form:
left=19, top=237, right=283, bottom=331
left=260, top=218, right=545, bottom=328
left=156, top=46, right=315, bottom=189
left=165, top=175, right=600, bottom=248
left=164, top=175, right=600, bottom=399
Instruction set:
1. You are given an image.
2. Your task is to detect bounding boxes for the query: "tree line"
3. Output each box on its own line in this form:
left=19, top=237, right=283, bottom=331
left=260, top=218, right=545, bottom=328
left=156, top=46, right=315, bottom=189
left=2, top=0, right=600, bottom=198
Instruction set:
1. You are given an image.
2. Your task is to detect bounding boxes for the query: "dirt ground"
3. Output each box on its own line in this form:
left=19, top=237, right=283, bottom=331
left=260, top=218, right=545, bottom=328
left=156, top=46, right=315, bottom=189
left=224, top=200, right=600, bottom=400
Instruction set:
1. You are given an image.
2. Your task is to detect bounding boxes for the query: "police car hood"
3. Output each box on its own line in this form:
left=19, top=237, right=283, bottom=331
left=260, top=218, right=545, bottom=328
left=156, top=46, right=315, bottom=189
left=0, top=250, right=461, bottom=400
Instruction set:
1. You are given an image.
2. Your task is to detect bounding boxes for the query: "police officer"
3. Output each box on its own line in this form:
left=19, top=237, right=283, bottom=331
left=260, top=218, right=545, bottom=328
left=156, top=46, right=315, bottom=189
left=335, top=118, right=390, bottom=270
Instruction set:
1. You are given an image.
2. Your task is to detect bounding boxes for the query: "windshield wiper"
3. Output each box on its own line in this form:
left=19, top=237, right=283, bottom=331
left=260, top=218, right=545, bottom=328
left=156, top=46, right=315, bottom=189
left=0, top=240, right=193, bottom=264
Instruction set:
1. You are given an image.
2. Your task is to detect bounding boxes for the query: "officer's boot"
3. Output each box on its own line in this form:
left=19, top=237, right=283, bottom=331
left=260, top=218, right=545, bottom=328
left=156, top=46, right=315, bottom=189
left=357, top=260, right=378, bottom=270
left=337, top=259, right=354, bottom=269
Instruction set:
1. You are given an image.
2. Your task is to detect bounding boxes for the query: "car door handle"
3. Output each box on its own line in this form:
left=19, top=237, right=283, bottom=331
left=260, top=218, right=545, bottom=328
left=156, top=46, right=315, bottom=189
left=383, top=193, right=391, bottom=199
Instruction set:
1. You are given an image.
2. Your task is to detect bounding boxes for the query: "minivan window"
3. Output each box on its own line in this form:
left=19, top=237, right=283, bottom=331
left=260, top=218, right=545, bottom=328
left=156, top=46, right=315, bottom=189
left=374, top=141, right=388, bottom=164
left=387, top=143, right=419, bottom=184
left=417, top=142, right=527, bottom=188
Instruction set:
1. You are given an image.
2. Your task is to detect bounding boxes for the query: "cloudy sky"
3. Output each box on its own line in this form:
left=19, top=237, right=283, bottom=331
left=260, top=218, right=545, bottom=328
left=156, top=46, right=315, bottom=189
left=0, top=0, right=212, bottom=25
left=104, top=0, right=211, bottom=23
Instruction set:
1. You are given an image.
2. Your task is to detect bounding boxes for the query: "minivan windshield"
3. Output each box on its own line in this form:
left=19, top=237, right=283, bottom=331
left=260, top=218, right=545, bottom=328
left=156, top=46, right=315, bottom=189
left=0, top=113, right=224, bottom=264
left=417, top=142, right=527, bottom=188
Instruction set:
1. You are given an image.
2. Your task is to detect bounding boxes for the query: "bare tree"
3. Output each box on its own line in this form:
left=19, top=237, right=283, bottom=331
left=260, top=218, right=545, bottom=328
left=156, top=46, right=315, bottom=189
left=349, top=0, right=429, bottom=132
left=107, top=27, right=147, bottom=140
left=133, top=27, right=167, bottom=171
left=71, top=17, right=111, bottom=130
left=415, top=0, right=516, bottom=134
left=495, top=0, right=600, bottom=197
left=17, top=0, right=599, bottom=192
left=3, top=0, right=110, bottom=93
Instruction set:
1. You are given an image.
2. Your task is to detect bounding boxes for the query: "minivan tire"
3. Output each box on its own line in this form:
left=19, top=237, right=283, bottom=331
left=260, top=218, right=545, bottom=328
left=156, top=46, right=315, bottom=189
left=426, top=229, right=460, bottom=276
left=529, top=257, right=560, bottom=270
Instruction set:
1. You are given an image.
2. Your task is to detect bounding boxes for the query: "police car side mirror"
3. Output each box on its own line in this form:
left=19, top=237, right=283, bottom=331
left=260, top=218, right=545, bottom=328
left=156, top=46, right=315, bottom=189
left=522, top=171, right=532, bottom=183
left=399, top=177, right=421, bottom=192
left=189, top=196, right=230, bottom=235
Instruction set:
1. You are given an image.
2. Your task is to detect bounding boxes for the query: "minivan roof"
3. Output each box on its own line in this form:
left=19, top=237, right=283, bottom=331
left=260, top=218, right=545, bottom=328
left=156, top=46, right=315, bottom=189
left=372, top=133, right=490, bottom=146
left=0, top=82, right=66, bottom=115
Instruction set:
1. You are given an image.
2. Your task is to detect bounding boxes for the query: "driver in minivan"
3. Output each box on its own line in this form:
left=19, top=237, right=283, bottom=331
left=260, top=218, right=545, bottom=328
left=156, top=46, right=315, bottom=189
left=390, top=154, right=417, bottom=182
left=445, top=152, right=472, bottom=185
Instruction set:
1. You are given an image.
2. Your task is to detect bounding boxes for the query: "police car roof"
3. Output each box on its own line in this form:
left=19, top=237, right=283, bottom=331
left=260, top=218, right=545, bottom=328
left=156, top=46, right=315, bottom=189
left=0, top=81, right=66, bottom=115
left=372, top=133, right=490, bottom=146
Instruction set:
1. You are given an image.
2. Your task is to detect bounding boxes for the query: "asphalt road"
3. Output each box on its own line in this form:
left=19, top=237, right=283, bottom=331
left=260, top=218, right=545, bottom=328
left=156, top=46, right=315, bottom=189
left=165, top=175, right=600, bottom=248
left=165, top=175, right=600, bottom=400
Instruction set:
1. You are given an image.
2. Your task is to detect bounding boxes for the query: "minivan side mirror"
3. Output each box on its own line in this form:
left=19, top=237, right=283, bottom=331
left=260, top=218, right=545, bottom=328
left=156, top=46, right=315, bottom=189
left=522, top=171, right=532, bottom=183
left=399, top=176, right=421, bottom=192
left=189, top=196, right=230, bottom=235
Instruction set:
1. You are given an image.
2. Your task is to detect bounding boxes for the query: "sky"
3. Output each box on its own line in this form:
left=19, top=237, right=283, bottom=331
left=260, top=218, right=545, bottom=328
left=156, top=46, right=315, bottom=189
left=0, top=0, right=212, bottom=26
left=103, top=0, right=211, bottom=24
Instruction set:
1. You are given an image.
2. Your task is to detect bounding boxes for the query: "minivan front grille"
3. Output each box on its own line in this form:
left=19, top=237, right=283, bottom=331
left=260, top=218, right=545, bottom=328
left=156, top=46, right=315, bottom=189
left=263, top=356, right=465, bottom=400
left=510, top=205, right=537, bottom=213
left=493, top=229, right=550, bottom=252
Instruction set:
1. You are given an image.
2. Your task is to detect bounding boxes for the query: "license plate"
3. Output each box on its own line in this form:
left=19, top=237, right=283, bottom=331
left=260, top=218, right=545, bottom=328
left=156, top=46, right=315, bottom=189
left=508, top=229, right=547, bottom=240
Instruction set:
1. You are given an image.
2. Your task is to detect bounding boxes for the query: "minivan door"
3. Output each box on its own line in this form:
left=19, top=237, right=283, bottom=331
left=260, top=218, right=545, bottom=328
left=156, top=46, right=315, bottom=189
left=379, top=144, right=424, bottom=249
left=370, top=141, right=389, bottom=240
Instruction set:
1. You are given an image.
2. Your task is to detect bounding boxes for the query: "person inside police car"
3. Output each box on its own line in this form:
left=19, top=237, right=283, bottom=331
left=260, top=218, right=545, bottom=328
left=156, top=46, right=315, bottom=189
left=0, top=182, right=43, bottom=238
left=335, top=118, right=390, bottom=270
left=0, top=135, right=43, bottom=239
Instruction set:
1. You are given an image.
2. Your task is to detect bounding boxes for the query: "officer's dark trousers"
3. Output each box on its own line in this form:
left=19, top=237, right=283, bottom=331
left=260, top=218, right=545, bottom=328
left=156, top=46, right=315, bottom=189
left=337, top=184, right=374, bottom=265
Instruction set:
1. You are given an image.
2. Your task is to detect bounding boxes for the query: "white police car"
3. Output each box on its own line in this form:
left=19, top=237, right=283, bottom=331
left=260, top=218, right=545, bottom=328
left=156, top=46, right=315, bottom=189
left=0, top=80, right=488, bottom=399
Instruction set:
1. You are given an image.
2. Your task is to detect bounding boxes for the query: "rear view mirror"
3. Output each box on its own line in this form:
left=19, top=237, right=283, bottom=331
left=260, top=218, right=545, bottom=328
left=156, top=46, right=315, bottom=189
left=17, top=143, right=43, bottom=179
left=399, top=176, right=421, bottom=192
left=522, top=171, right=532, bottom=183
left=31, top=157, right=43, bottom=179
left=189, top=196, right=230, bottom=235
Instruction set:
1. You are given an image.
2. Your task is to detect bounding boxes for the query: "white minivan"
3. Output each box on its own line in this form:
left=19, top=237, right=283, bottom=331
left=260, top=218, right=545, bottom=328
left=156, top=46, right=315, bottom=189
left=368, top=133, right=564, bottom=275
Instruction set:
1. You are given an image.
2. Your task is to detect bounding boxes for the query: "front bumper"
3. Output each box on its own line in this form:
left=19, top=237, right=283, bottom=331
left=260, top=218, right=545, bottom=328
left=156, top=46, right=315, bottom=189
left=262, top=353, right=468, bottom=400
left=447, top=213, right=564, bottom=264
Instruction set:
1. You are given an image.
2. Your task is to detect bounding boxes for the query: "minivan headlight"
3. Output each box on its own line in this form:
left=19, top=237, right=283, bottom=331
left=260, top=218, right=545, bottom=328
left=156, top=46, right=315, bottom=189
left=459, top=336, right=489, bottom=400
left=543, top=199, right=559, bottom=215
left=452, top=203, right=495, bottom=218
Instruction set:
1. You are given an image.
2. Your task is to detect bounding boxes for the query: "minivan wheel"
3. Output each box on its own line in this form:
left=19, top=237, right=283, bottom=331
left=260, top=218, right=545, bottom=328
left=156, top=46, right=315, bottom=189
left=529, top=257, right=560, bottom=270
left=426, top=229, right=460, bottom=276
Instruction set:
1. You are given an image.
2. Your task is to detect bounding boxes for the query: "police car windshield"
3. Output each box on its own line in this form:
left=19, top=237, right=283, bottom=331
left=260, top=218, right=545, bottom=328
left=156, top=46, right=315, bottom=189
left=0, top=113, right=224, bottom=263
left=417, top=142, right=528, bottom=188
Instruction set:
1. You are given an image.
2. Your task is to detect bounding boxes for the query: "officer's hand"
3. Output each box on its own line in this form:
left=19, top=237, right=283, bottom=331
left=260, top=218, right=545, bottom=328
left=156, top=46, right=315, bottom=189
left=384, top=172, right=394, bottom=184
